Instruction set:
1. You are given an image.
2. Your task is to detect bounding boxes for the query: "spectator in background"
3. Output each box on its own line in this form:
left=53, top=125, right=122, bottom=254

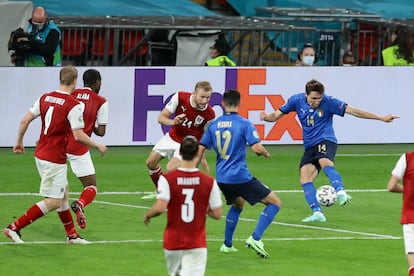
left=342, top=51, right=357, bottom=66
left=387, top=151, right=414, bottom=276
left=296, top=43, right=317, bottom=66
left=144, top=135, right=222, bottom=276
left=11, top=6, right=61, bottom=66
left=205, top=38, right=236, bottom=66
left=382, top=25, right=414, bottom=66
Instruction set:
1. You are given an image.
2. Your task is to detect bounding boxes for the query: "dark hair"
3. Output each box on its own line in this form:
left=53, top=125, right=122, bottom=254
left=223, top=89, right=240, bottom=107
left=342, top=51, right=356, bottom=64
left=213, top=39, right=231, bottom=56
left=342, top=51, right=354, bottom=60
left=305, top=79, right=325, bottom=95
left=83, top=69, right=101, bottom=87
left=180, top=135, right=199, bottom=161
left=391, top=25, right=414, bottom=63
left=297, top=43, right=318, bottom=62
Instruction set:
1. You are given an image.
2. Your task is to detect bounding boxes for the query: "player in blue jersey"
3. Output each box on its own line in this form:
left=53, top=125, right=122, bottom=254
left=260, top=79, right=399, bottom=223
left=199, top=89, right=282, bottom=258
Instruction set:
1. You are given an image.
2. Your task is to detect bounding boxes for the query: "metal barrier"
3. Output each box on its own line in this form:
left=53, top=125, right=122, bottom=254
left=56, top=16, right=316, bottom=66
left=55, top=15, right=414, bottom=66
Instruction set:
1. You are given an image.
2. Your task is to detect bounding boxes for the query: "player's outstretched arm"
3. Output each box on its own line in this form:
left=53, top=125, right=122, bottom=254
left=144, top=199, right=168, bottom=225
left=196, top=145, right=207, bottom=167
left=157, top=108, right=186, bottom=126
left=14, top=112, right=36, bottom=154
left=93, top=124, right=106, bottom=137
left=260, top=109, right=285, bottom=122
left=200, top=153, right=210, bottom=174
left=72, top=129, right=107, bottom=156
left=345, top=106, right=399, bottom=122
left=387, top=175, right=403, bottom=193
left=251, top=143, right=270, bottom=158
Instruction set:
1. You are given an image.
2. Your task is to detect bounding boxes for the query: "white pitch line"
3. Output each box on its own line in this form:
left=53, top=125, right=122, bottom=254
left=0, top=191, right=402, bottom=245
left=273, top=221, right=400, bottom=239
left=91, top=199, right=149, bottom=209
left=238, top=217, right=400, bottom=239
left=0, top=235, right=402, bottom=245
left=337, top=153, right=401, bottom=157
left=0, top=189, right=389, bottom=196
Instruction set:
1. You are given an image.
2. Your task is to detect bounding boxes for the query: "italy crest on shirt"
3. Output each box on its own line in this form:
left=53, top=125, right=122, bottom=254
left=317, top=109, right=324, bottom=117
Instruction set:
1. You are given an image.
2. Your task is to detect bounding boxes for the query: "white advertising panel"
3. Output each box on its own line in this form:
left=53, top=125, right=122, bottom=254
left=0, top=66, right=411, bottom=147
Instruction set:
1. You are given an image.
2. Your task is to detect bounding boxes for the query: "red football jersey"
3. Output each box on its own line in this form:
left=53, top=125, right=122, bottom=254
left=401, top=152, right=414, bottom=224
left=168, top=92, right=215, bottom=142
left=161, top=169, right=216, bottom=250
left=32, top=91, right=84, bottom=164
left=66, top=87, right=108, bottom=155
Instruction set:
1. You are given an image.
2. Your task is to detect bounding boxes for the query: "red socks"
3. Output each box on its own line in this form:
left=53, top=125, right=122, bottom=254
left=78, top=185, right=97, bottom=208
left=10, top=201, right=79, bottom=239
left=57, top=209, right=78, bottom=238
left=149, top=167, right=162, bottom=189
left=11, top=203, right=45, bottom=231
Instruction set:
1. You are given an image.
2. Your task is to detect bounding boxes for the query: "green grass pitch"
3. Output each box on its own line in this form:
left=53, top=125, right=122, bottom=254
left=0, top=144, right=410, bottom=275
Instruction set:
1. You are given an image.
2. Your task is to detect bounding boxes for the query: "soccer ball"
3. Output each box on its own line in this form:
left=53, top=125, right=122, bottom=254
left=316, top=185, right=337, bottom=207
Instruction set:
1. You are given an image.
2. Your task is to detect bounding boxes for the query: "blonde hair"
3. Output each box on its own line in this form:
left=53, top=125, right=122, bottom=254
left=60, top=65, right=78, bottom=86
left=194, top=81, right=212, bottom=93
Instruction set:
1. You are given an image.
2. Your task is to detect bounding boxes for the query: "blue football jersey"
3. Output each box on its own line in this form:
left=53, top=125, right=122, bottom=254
left=200, top=112, right=260, bottom=184
left=279, top=93, right=347, bottom=149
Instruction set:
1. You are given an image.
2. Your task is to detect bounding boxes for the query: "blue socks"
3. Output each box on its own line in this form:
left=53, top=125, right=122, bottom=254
left=302, top=182, right=322, bottom=212
left=323, top=166, right=344, bottom=192
left=252, top=204, right=279, bottom=240
left=224, top=206, right=242, bottom=247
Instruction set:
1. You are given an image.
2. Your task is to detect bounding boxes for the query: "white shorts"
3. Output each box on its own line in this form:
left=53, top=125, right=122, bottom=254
left=153, top=133, right=182, bottom=160
left=35, top=157, right=67, bottom=199
left=403, top=224, right=414, bottom=254
left=67, top=151, right=95, bottom=177
left=164, top=248, right=207, bottom=276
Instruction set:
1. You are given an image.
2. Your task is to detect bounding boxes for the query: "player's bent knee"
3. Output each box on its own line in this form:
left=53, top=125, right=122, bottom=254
left=266, top=192, right=282, bottom=207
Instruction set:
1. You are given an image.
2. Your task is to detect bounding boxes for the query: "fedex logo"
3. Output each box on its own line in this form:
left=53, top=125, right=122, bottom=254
left=132, top=68, right=302, bottom=142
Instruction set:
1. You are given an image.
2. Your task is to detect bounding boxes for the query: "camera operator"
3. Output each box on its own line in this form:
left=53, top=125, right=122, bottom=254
left=10, top=6, right=62, bottom=67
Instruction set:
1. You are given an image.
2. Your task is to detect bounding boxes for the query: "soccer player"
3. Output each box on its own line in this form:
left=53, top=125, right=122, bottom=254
left=199, top=89, right=282, bottom=258
left=67, top=69, right=108, bottom=229
left=3, top=66, right=107, bottom=244
left=143, top=81, right=215, bottom=199
left=260, top=79, right=399, bottom=222
left=144, top=135, right=222, bottom=275
left=387, top=152, right=414, bottom=276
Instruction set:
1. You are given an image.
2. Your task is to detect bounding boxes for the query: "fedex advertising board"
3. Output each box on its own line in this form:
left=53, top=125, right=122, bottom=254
left=0, top=66, right=410, bottom=147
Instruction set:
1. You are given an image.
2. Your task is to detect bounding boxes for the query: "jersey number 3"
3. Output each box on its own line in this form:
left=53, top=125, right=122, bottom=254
left=181, top=188, right=195, bottom=223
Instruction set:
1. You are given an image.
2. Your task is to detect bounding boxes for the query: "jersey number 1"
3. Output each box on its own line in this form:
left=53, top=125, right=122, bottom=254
left=43, top=106, right=55, bottom=135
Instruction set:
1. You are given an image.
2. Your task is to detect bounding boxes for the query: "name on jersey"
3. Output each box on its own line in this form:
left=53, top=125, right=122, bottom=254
left=217, top=121, right=232, bottom=128
left=177, top=177, right=200, bottom=185
left=76, top=93, right=90, bottom=100
left=45, top=96, right=65, bottom=105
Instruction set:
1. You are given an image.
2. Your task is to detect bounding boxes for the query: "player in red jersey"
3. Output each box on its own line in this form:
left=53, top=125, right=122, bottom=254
left=67, top=69, right=108, bottom=229
left=3, top=66, right=107, bottom=244
left=144, top=135, right=222, bottom=275
left=143, top=81, right=215, bottom=199
left=388, top=152, right=414, bottom=276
